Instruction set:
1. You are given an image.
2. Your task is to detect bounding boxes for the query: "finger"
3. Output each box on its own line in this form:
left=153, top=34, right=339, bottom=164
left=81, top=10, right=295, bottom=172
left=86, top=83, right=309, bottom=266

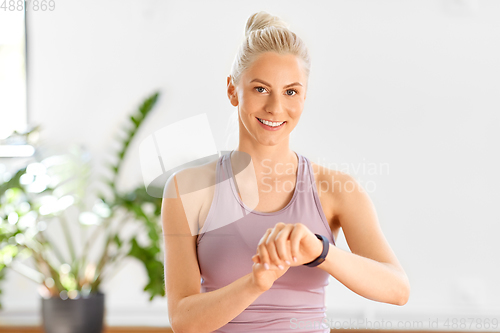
left=252, top=261, right=264, bottom=273
left=253, top=260, right=281, bottom=274
left=289, top=223, right=305, bottom=263
left=266, top=223, right=287, bottom=269
left=258, top=242, right=271, bottom=270
left=275, top=225, right=294, bottom=265
left=257, top=228, right=273, bottom=269
left=252, top=254, right=260, bottom=263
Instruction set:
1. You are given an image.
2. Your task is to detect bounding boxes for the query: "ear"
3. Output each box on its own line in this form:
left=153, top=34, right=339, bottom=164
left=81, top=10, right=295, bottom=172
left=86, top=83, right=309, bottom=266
left=227, top=75, right=238, bottom=107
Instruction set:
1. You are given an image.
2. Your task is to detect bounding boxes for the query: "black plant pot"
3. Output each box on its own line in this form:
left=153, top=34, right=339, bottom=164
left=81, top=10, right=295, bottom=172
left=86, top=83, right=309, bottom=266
left=41, top=292, right=105, bottom=333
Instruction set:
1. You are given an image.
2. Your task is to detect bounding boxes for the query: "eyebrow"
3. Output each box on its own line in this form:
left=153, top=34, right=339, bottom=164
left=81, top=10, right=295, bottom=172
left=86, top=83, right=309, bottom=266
left=250, top=78, right=302, bottom=88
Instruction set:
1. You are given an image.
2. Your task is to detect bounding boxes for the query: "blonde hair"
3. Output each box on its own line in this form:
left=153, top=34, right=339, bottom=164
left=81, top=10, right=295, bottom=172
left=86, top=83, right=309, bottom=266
left=229, top=11, right=311, bottom=87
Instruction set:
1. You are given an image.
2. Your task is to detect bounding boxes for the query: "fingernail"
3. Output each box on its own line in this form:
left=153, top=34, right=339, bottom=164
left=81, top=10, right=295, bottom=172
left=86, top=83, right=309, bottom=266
left=293, top=257, right=297, bottom=262
left=264, top=263, right=269, bottom=270
left=285, top=260, right=291, bottom=265
left=278, top=264, right=284, bottom=270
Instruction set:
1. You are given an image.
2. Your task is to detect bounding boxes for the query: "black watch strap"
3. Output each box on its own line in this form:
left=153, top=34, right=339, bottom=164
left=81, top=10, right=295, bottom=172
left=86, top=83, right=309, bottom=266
left=303, top=234, right=329, bottom=267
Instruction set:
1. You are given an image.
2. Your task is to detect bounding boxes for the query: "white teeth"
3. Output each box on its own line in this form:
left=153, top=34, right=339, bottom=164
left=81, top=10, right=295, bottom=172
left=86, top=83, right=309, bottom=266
left=258, top=118, right=285, bottom=127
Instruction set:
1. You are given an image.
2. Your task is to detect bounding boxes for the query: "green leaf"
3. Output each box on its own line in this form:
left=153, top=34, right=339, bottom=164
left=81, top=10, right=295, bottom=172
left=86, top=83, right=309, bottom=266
left=138, top=92, right=159, bottom=116
left=114, top=234, right=122, bottom=249
left=127, top=238, right=165, bottom=300
left=130, top=115, right=139, bottom=127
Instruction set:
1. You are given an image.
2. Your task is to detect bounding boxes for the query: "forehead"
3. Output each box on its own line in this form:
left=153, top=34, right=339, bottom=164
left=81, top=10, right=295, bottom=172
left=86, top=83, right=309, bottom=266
left=242, top=52, right=306, bottom=84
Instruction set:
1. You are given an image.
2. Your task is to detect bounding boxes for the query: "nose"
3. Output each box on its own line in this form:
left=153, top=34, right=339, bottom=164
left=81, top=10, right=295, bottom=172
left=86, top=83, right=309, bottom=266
left=265, top=91, right=284, bottom=115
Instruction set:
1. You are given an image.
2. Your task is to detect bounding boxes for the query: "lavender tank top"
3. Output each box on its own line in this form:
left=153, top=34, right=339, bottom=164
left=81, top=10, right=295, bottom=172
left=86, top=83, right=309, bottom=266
left=196, top=150, right=336, bottom=332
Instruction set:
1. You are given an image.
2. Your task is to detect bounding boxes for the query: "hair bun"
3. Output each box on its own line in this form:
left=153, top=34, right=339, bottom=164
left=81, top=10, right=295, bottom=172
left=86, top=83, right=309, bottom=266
left=244, top=11, right=290, bottom=38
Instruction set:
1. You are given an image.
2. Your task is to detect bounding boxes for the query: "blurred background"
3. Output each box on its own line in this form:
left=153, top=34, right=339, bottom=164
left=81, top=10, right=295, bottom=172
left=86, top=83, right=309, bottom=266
left=0, top=0, right=499, bottom=331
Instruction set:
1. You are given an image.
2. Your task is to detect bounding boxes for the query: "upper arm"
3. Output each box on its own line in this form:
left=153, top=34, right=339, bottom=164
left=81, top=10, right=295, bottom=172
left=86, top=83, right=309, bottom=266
left=335, top=172, right=404, bottom=271
left=161, top=170, right=202, bottom=324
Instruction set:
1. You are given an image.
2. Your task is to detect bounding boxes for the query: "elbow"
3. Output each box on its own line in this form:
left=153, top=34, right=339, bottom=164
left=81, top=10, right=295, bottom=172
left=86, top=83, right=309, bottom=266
left=170, top=317, right=202, bottom=333
left=395, top=277, right=411, bottom=306
left=168, top=300, right=191, bottom=333
left=170, top=321, right=190, bottom=333
left=169, top=298, right=206, bottom=333
left=169, top=313, right=189, bottom=333
left=169, top=316, right=183, bottom=333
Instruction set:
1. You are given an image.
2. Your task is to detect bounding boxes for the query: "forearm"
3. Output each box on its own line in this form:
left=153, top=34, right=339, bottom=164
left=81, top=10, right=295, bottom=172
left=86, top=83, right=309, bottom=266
left=318, top=244, right=410, bottom=305
left=172, top=273, right=265, bottom=333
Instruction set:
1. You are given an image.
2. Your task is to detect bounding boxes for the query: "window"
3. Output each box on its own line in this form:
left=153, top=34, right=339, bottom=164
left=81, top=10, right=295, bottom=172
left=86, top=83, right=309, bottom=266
left=0, top=6, right=30, bottom=157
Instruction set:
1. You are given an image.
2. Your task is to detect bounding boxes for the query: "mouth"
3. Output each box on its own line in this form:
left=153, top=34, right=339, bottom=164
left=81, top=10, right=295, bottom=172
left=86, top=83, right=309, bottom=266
left=256, top=117, right=287, bottom=130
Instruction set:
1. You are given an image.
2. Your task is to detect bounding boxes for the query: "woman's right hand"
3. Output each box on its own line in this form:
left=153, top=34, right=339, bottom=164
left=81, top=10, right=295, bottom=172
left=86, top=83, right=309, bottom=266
left=249, top=226, right=294, bottom=292
left=250, top=254, right=290, bottom=292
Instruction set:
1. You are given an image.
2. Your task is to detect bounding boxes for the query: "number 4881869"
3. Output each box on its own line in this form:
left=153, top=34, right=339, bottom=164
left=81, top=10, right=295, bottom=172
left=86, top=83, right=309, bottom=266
left=1, top=0, right=56, bottom=11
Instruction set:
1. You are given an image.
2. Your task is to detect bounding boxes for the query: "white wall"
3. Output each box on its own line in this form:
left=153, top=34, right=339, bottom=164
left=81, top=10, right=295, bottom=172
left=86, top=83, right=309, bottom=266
left=1, top=0, right=499, bottom=329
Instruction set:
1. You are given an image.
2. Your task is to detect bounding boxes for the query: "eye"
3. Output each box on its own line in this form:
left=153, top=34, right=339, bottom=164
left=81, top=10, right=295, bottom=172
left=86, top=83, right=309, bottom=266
left=254, top=86, right=267, bottom=93
left=254, top=86, right=298, bottom=96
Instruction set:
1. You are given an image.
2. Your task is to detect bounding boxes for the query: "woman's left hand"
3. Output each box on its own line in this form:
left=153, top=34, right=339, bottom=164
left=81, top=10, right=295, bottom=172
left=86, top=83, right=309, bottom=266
left=251, top=222, right=324, bottom=269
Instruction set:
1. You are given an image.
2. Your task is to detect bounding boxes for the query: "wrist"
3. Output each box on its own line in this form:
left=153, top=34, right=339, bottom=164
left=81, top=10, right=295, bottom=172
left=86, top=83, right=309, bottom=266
left=314, top=236, right=323, bottom=258
left=303, top=234, right=330, bottom=267
left=247, top=273, right=269, bottom=294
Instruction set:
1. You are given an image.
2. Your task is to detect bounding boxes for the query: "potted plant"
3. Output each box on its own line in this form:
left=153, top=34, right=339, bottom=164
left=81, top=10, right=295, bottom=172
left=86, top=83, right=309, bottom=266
left=0, top=91, right=165, bottom=333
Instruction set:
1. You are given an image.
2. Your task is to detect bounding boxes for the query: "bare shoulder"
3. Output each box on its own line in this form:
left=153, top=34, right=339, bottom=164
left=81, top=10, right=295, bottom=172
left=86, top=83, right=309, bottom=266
left=163, top=158, right=218, bottom=233
left=309, top=161, right=350, bottom=193
left=164, top=159, right=217, bottom=198
left=310, top=161, right=380, bottom=236
left=309, top=161, right=353, bottom=205
left=310, top=161, right=366, bottom=208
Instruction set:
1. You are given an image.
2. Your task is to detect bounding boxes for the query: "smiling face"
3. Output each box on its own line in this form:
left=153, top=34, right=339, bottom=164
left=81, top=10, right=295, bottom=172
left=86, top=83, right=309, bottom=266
left=227, top=51, right=308, bottom=147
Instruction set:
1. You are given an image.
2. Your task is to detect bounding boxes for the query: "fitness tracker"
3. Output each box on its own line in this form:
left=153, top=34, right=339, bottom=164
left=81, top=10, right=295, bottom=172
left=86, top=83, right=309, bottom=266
left=303, top=234, right=329, bottom=267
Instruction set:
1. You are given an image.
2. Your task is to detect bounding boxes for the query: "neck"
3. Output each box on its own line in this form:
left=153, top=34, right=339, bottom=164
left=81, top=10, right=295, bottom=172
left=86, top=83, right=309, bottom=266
left=233, top=145, right=298, bottom=178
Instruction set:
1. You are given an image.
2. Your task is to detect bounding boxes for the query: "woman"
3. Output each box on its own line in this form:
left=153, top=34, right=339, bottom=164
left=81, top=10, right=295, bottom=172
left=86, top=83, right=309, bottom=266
left=162, top=11, right=410, bottom=333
